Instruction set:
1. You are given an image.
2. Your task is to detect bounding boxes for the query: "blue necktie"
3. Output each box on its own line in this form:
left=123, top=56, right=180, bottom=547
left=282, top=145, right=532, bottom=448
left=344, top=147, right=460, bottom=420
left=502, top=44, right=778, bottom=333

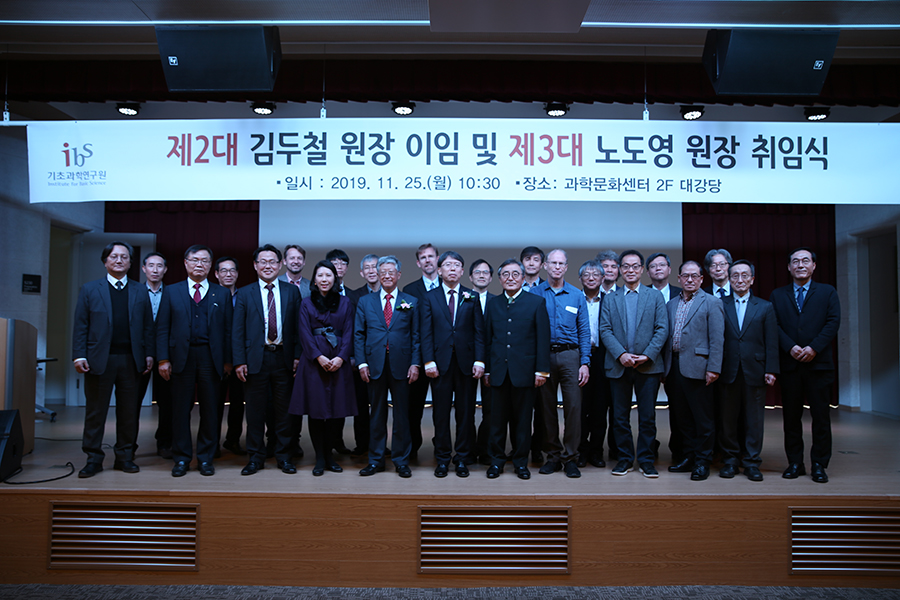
left=796, top=287, right=806, bottom=311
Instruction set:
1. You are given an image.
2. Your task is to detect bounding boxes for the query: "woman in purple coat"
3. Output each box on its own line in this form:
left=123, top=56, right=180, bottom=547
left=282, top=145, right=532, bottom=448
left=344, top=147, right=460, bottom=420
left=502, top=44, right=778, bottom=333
left=289, top=261, right=357, bottom=475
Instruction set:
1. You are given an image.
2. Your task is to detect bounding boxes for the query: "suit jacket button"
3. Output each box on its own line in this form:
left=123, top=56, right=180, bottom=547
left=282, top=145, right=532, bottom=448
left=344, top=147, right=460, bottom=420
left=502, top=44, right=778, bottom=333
left=507, top=344, right=510, bottom=348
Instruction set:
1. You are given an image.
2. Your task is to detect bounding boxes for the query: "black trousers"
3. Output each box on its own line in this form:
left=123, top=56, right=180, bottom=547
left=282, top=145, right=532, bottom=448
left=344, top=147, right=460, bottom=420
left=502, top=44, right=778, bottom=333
left=719, top=367, right=766, bottom=467
left=170, top=344, right=221, bottom=464
left=217, top=371, right=245, bottom=446
left=139, top=367, right=172, bottom=450
left=244, top=347, right=295, bottom=464
left=489, top=376, right=535, bottom=470
left=430, top=352, right=478, bottom=464
left=82, top=354, right=141, bottom=464
left=610, top=368, right=660, bottom=464
left=780, top=366, right=833, bottom=467
left=368, top=352, right=412, bottom=468
left=352, top=366, right=370, bottom=452
left=579, top=348, right=616, bottom=460
left=666, top=354, right=716, bottom=465
left=407, top=375, right=431, bottom=455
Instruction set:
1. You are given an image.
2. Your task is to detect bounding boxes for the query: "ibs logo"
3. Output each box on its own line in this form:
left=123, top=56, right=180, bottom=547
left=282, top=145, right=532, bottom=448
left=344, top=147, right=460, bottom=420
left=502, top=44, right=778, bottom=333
left=61, top=142, right=94, bottom=167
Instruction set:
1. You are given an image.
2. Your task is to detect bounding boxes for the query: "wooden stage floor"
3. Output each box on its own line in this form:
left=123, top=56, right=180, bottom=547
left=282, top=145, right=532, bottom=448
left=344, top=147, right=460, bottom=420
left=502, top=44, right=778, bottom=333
left=2, top=405, right=898, bottom=589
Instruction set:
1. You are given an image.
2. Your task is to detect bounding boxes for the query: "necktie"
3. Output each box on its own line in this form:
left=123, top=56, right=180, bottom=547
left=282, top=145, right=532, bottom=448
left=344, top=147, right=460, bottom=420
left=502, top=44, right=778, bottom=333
left=116, top=281, right=124, bottom=291
left=737, top=298, right=746, bottom=330
left=384, top=293, right=393, bottom=328
left=448, top=289, right=456, bottom=325
left=193, top=283, right=201, bottom=303
left=796, top=287, right=805, bottom=311
left=717, top=288, right=726, bottom=299
left=266, top=283, right=277, bottom=342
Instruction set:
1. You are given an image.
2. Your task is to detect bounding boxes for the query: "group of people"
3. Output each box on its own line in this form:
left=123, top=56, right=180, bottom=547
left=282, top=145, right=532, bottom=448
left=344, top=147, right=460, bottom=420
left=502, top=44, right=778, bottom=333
left=72, top=240, right=840, bottom=484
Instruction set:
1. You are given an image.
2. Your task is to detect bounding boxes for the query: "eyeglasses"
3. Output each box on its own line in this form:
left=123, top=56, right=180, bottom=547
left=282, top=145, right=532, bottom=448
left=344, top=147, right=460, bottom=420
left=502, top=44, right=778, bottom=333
left=255, top=260, right=280, bottom=267
left=680, top=273, right=703, bottom=280
left=499, top=271, right=522, bottom=280
left=619, top=264, right=642, bottom=272
left=217, top=268, right=237, bottom=274
left=730, top=273, right=753, bottom=281
left=790, top=258, right=813, bottom=266
left=710, top=261, right=730, bottom=269
left=187, top=258, right=212, bottom=265
left=472, top=270, right=491, bottom=276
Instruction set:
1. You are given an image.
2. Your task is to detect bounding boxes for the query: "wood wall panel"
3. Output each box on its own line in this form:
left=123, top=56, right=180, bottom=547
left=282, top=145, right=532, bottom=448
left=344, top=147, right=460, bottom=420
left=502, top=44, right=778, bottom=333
left=1, top=491, right=898, bottom=588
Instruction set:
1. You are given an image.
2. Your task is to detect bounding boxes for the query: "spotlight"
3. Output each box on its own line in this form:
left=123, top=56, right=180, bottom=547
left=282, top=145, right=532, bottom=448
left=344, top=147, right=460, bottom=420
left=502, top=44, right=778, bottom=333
left=804, top=107, right=830, bottom=121
left=251, top=102, right=276, bottom=116
left=116, top=103, right=140, bottom=116
left=392, top=101, right=415, bottom=116
left=680, top=105, right=704, bottom=121
left=544, top=102, right=569, bottom=117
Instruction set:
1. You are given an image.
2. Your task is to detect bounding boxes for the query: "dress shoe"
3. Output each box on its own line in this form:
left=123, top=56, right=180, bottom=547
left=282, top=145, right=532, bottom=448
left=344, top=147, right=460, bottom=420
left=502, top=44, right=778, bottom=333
left=335, top=445, right=352, bottom=455
left=782, top=463, right=806, bottom=479
left=326, top=462, right=343, bottom=473
left=78, top=462, right=103, bottom=478
left=811, top=463, right=829, bottom=484
left=611, top=459, right=633, bottom=476
left=313, top=465, right=325, bottom=476
left=515, top=466, right=531, bottom=480
left=359, top=463, right=385, bottom=476
left=156, top=446, right=173, bottom=460
left=691, top=463, right=710, bottom=481
left=198, top=462, right=215, bottom=476
left=639, top=462, right=659, bottom=478
left=564, top=461, right=581, bottom=478
left=114, top=460, right=140, bottom=474
left=434, top=463, right=449, bottom=478
left=539, top=461, right=562, bottom=475
left=397, top=465, right=412, bottom=478
left=278, top=460, right=297, bottom=474
left=668, top=458, right=694, bottom=473
left=719, top=464, right=738, bottom=479
left=531, top=450, right=544, bottom=466
left=744, top=466, right=764, bottom=482
left=171, top=461, right=189, bottom=477
left=222, top=440, right=247, bottom=456
left=241, top=461, right=263, bottom=476
left=455, top=462, right=469, bottom=478
left=576, top=456, right=587, bottom=468
left=486, top=465, right=501, bottom=479
left=588, top=454, right=606, bottom=469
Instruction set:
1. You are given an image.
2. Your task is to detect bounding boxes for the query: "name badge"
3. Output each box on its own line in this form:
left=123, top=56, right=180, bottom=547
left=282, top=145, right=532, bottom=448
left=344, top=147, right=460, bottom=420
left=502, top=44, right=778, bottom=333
left=565, top=305, right=579, bottom=315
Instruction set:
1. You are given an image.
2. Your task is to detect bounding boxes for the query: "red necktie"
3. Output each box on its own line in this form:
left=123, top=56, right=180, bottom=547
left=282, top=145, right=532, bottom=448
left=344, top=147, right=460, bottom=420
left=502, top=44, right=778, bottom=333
left=448, top=289, right=456, bottom=325
left=384, top=293, right=393, bottom=328
left=266, top=283, right=277, bottom=342
left=193, top=283, right=202, bottom=304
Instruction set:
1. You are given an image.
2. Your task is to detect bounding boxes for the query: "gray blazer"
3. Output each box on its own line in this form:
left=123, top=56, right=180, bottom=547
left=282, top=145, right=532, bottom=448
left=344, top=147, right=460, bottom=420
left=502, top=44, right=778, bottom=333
left=664, top=290, right=725, bottom=380
left=277, top=273, right=311, bottom=300
left=599, top=286, right=668, bottom=378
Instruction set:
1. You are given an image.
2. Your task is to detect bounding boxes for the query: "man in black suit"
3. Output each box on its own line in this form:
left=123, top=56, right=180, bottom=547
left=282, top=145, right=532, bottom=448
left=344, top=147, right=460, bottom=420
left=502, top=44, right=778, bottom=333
left=402, top=243, right=440, bottom=460
left=137, top=251, right=173, bottom=459
left=703, top=249, right=733, bottom=299
left=72, top=241, right=153, bottom=478
left=157, top=244, right=233, bottom=477
left=346, top=253, right=381, bottom=456
left=214, top=256, right=246, bottom=456
left=232, top=244, right=303, bottom=476
left=719, top=260, right=779, bottom=482
left=355, top=255, right=421, bottom=478
left=770, top=247, right=841, bottom=484
left=647, top=252, right=682, bottom=304
left=421, top=251, right=485, bottom=478
left=470, top=259, right=498, bottom=464
left=483, top=259, right=551, bottom=480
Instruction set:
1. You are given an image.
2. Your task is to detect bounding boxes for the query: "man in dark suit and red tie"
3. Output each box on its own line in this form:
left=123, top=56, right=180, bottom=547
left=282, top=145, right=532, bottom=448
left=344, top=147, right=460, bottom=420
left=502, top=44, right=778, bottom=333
left=719, top=259, right=779, bottom=482
left=346, top=253, right=381, bottom=456
left=483, top=259, right=551, bottom=480
left=232, top=244, right=302, bottom=476
left=355, top=255, right=421, bottom=478
left=770, top=247, right=841, bottom=484
left=421, top=251, right=485, bottom=478
left=156, top=244, right=233, bottom=477
left=72, top=241, right=154, bottom=478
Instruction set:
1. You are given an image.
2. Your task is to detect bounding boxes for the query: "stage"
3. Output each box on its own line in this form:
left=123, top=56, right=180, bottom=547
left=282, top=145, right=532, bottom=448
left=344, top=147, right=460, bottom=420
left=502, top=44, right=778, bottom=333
left=1, top=405, right=898, bottom=588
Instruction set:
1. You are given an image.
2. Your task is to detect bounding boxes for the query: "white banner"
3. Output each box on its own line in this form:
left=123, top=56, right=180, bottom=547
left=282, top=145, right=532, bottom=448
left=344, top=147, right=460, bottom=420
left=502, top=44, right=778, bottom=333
left=26, top=118, right=900, bottom=204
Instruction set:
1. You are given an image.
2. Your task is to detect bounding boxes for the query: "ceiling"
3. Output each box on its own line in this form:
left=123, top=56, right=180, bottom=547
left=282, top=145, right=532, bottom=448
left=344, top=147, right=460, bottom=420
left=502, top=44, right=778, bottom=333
left=2, top=0, right=900, bottom=122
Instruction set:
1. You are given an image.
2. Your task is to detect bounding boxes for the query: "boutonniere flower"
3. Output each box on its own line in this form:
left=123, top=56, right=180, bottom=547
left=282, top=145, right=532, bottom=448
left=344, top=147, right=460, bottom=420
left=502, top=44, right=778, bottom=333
left=460, top=291, right=474, bottom=302
left=397, top=300, right=413, bottom=311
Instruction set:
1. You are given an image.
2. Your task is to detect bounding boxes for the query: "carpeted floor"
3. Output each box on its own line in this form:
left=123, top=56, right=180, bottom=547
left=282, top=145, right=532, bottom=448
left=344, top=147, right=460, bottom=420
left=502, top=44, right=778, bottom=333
left=1, top=586, right=898, bottom=600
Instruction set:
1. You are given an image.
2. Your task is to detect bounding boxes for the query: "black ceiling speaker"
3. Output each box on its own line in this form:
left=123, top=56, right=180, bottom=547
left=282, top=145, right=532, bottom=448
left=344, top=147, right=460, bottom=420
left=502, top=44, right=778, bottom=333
left=702, top=29, right=839, bottom=96
left=155, top=26, right=281, bottom=92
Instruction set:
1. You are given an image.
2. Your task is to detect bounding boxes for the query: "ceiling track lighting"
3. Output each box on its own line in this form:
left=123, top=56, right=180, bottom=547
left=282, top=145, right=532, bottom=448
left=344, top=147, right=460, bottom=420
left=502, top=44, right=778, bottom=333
left=251, top=102, right=276, bottom=116
left=804, top=107, right=830, bottom=121
left=392, top=101, right=415, bottom=116
left=116, top=102, right=140, bottom=116
left=680, top=105, right=705, bottom=121
left=544, top=102, right=569, bottom=117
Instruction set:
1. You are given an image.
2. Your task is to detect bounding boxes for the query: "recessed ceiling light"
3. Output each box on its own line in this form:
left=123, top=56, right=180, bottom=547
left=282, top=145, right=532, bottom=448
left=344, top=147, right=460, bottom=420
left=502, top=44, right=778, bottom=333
left=392, top=101, right=415, bottom=116
left=804, top=107, right=830, bottom=121
left=680, top=105, right=705, bottom=120
left=251, top=102, right=276, bottom=116
left=545, top=102, right=569, bottom=117
left=116, top=103, right=140, bottom=116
